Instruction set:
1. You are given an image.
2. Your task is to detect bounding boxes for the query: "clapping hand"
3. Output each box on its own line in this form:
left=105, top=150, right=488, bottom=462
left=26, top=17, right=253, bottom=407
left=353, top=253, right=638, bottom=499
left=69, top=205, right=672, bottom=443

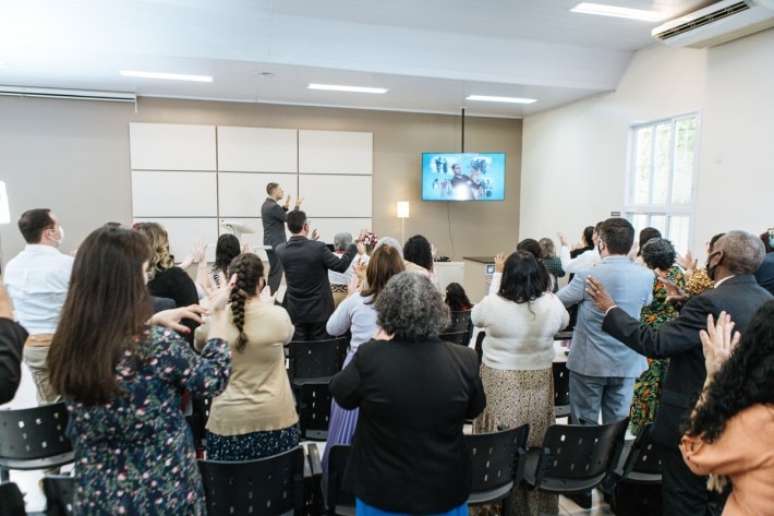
left=557, top=233, right=569, bottom=248
left=347, top=274, right=361, bottom=297
left=150, top=305, right=208, bottom=334
left=494, top=253, right=506, bottom=273
left=354, top=260, right=367, bottom=283
left=356, top=242, right=367, bottom=255
left=295, top=197, right=304, bottom=208
left=700, top=311, right=740, bottom=379
left=201, top=273, right=235, bottom=313
left=657, top=272, right=689, bottom=304
left=677, top=250, right=698, bottom=276
left=311, top=228, right=320, bottom=241
left=191, top=241, right=206, bottom=264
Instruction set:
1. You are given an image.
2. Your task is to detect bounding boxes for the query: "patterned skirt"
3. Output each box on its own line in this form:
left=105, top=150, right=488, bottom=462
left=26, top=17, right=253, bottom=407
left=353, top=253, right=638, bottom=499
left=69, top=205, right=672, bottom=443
left=205, top=425, right=300, bottom=461
left=322, top=349, right=360, bottom=473
left=473, top=364, right=558, bottom=516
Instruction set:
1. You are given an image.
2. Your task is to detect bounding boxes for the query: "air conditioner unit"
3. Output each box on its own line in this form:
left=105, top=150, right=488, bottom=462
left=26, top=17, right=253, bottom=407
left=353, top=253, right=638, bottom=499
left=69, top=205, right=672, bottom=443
left=652, top=0, right=774, bottom=48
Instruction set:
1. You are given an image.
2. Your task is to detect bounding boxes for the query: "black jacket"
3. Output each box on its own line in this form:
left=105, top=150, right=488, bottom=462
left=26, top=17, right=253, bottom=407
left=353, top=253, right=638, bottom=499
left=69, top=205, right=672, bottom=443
left=261, top=198, right=290, bottom=248
left=603, top=274, right=772, bottom=447
left=755, top=252, right=774, bottom=295
left=0, top=318, right=28, bottom=404
left=147, top=267, right=200, bottom=344
left=330, top=338, right=485, bottom=514
left=276, top=236, right=356, bottom=324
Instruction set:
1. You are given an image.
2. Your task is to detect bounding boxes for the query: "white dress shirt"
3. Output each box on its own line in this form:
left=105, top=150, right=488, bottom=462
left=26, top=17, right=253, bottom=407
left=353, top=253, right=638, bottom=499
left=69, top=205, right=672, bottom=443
left=4, top=244, right=74, bottom=335
left=559, top=246, right=601, bottom=274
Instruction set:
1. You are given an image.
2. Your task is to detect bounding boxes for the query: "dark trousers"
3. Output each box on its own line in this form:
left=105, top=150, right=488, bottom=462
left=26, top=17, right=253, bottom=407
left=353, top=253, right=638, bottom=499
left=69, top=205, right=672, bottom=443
left=266, top=248, right=283, bottom=294
left=293, top=322, right=328, bottom=341
left=658, top=443, right=714, bottom=516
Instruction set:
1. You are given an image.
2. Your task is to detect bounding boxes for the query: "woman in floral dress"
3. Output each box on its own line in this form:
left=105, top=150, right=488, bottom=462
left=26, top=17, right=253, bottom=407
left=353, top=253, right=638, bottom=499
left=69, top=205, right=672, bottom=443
left=48, top=225, right=232, bottom=515
left=630, top=238, right=685, bottom=434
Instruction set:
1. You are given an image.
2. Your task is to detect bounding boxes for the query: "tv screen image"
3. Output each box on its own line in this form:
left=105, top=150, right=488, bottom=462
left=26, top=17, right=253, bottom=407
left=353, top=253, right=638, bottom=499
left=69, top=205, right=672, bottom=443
left=421, top=152, right=506, bottom=201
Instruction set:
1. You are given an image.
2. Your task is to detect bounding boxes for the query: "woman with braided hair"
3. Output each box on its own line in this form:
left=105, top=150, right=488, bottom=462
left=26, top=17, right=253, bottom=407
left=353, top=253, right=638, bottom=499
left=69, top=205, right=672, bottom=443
left=195, top=253, right=298, bottom=460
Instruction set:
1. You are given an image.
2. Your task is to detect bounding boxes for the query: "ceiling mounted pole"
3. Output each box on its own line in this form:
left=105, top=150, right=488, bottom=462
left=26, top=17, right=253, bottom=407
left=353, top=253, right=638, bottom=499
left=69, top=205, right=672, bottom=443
left=461, top=107, right=466, bottom=153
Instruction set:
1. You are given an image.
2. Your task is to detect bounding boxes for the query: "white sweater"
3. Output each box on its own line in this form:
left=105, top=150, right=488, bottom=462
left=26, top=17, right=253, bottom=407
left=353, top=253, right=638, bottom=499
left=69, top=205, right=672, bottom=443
left=472, top=292, right=570, bottom=371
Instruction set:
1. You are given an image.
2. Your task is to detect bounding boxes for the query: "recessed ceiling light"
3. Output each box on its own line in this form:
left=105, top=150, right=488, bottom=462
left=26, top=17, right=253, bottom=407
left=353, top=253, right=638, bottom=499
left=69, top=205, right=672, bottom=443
left=466, top=95, right=537, bottom=104
left=570, top=2, right=668, bottom=22
left=308, top=83, right=388, bottom=94
left=120, top=70, right=213, bottom=83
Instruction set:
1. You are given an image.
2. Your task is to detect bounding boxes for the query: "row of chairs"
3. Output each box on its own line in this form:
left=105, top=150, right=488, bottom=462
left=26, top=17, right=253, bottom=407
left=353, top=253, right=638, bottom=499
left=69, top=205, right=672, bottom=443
left=0, top=401, right=662, bottom=516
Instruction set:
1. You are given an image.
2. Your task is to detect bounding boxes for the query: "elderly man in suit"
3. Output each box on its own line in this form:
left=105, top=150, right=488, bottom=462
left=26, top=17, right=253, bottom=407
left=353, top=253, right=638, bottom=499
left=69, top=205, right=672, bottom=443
left=557, top=217, right=654, bottom=425
left=586, top=230, right=771, bottom=516
left=261, top=182, right=302, bottom=294
left=276, top=210, right=363, bottom=340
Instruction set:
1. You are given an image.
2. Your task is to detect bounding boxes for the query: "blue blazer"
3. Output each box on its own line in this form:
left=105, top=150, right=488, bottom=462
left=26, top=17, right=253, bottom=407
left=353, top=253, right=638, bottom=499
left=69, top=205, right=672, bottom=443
left=558, top=255, right=654, bottom=378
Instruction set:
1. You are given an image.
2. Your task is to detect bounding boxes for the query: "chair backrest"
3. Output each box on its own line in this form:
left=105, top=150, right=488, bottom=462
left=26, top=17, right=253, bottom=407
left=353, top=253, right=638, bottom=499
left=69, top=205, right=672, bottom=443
left=535, top=418, right=629, bottom=485
left=199, top=446, right=306, bottom=516
left=623, top=423, right=662, bottom=477
left=439, top=329, right=470, bottom=347
left=465, top=424, right=530, bottom=493
left=288, top=337, right=348, bottom=381
left=0, top=403, right=72, bottom=461
left=42, top=475, right=76, bottom=516
left=296, top=382, right=332, bottom=441
left=552, top=362, right=570, bottom=408
left=447, top=310, right=472, bottom=331
left=326, top=445, right=354, bottom=514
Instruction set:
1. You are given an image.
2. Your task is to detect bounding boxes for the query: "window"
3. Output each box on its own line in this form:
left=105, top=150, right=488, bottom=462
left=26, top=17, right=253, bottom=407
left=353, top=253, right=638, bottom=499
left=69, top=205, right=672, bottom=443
left=625, top=114, right=699, bottom=254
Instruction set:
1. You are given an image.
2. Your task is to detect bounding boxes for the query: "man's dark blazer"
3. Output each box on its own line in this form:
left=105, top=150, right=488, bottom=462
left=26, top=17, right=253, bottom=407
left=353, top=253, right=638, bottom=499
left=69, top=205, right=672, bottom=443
left=755, top=252, right=774, bottom=295
left=275, top=236, right=357, bottom=324
left=0, top=318, right=28, bottom=404
left=261, top=198, right=289, bottom=249
left=603, top=274, right=772, bottom=447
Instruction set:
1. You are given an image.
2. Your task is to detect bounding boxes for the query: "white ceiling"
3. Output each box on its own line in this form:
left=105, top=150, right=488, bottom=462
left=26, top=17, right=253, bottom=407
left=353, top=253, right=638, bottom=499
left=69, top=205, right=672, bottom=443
left=0, top=0, right=710, bottom=117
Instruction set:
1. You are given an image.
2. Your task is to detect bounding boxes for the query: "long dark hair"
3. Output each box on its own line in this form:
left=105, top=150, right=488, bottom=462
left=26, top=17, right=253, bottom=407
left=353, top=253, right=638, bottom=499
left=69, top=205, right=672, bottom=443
left=403, top=235, right=434, bottom=272
left=685, top=301, right=774, bottom=442
left=445, top=282, right=472, bottom=311
left=581, top=226, right=595, bottom=249
left=228, top=253, right=264, bottom=352
left=214, top=234, right=241, bottom=275
left=638, top=227, right=662, bottom=256
left=361, top=245, right=405, bottom=304
left=48, top=225, right=152, bottom=405
left=498, top=251, right=549, bottom=303
left=517, top=238, right=543, bottom=260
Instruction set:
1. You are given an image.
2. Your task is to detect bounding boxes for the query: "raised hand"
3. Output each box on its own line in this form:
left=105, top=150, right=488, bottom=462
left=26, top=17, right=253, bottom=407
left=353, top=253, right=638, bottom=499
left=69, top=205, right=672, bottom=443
left=677, top=250, right=698, bottom=276
left=585, top=276, right=616, bottom=313
left=354, top=260, right=367, bottom=282
left=347, top=274, right=361, bottom=297
left=557, top=233, right=569, bottom=247
left=191, top=241, right=206, bottom=263
left=356, top=242, right=367, bottom=255
left=283, top=195, right=291, bottom=208
left=311, top=228, right=320, bottom=241
left=700, top=311, right=740, bottom=378
left=494, top=253, right=506, bottom=273
left=295, top=196, right=304, bottom=208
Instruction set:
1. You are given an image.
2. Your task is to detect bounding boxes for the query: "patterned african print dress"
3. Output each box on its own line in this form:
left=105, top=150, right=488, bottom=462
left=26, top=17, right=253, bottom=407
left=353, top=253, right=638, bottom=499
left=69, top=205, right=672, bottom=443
left=65, top=326, right=231, bottom=515
left=629, top=266, right=685, bottom=434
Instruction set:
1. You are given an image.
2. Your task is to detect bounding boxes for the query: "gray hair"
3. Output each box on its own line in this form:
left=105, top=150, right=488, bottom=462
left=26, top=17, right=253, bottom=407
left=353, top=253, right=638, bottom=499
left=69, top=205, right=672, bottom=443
left=375, top=272, right=449, bottom=341
left=717, top=230, right=766, bottom=275
left=374, top=236, right=403, bottom=257
left=333, top=232, right=353, bottom=252
left=539, top=238, right=556, bottom=259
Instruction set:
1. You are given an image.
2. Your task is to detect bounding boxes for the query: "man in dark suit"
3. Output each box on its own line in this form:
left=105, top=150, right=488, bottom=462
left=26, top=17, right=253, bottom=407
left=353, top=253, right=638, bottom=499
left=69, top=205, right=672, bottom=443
left=754, top=230, right=774, bottom=295
left=261, top=182, right=302, bottom=294
left=276, top=210, right=362, bottom=340
left=586, top=230, right=771, bottom=516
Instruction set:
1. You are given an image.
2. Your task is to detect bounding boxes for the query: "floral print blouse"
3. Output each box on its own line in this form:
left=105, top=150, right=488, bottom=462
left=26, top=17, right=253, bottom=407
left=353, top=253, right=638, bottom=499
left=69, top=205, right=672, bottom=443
left=65, top=326, right=231, bottom=515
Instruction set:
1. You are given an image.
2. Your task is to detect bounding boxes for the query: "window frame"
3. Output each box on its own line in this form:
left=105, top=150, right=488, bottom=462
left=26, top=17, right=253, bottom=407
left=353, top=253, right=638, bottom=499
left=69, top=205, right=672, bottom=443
left=624, top=112, right=701, bottom=252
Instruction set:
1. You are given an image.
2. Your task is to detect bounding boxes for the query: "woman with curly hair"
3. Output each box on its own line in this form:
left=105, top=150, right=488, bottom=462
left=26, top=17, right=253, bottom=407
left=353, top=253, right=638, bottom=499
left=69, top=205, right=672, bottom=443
left=629, top=238, right=686, bottom=434
left=195, top=253, right=298, bottom=460
left=330, top=273, right=485, bottom=515
left=133, top=222, right=200, bottom=342
left=680, top=303, right=774, bottom=515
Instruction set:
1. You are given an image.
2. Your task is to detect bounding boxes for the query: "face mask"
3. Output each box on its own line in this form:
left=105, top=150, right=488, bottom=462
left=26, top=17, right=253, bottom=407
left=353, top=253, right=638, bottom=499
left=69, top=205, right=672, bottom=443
left=706, top=251, right=721, bottom=281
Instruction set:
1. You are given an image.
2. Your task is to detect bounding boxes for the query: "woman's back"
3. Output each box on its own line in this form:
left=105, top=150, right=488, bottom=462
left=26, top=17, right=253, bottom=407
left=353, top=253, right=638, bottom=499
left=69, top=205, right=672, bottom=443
left=330, top=337, right=484, bottom=514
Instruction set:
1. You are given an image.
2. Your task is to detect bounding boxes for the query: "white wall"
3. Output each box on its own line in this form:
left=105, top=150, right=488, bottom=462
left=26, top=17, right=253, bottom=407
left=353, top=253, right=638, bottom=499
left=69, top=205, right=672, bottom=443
left=520, top=29, right=774, bottom=256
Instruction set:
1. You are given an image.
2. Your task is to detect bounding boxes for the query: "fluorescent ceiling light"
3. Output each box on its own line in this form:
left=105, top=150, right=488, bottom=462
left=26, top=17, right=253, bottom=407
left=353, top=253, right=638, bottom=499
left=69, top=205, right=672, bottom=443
left=570, top=2, right=668, bottom=22
left=308, top=83, right=388, bottom=94
left=466, top=95, right=537, bottom=104
left=120, top=70, right=213, bottom=83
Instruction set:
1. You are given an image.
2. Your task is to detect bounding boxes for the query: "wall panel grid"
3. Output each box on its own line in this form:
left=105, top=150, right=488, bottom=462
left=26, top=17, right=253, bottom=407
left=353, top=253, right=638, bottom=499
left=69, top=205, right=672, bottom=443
left=130, top=123, right=372, bottom=253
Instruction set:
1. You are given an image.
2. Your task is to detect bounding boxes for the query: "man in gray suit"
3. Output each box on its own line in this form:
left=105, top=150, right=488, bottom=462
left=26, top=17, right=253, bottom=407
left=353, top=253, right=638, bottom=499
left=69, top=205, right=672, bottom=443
left=261, top=182, right=302, bottom=294
left=558, top=217, right=654, bottom=424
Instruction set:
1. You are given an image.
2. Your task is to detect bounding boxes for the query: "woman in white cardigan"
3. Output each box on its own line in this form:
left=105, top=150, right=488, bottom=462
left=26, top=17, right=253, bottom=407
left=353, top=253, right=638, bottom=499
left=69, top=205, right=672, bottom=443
left=472, top=250, right=569, bottom=516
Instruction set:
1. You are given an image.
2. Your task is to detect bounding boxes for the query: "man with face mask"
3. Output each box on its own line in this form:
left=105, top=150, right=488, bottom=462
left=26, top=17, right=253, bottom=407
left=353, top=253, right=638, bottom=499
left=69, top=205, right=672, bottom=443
left=3, top=208, right=74, bottom=403
left=585, top=230, right=772, bottom=516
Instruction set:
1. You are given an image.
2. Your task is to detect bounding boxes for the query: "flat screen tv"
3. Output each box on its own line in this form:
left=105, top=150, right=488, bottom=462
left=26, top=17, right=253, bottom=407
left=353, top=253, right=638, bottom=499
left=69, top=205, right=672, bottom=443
left=421, top=152, right=506, bottom=201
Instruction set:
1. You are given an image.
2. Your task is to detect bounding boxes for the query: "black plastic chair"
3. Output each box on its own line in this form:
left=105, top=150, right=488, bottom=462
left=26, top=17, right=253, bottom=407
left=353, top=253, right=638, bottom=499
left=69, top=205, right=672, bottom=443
left=288, top=337, right=348, bottom=383
left=466, top=424, right=530, bottom=515
left=552, top=362, right=571, bottom=419
left=443, top=311, right=473, bottom=346
left=42, top=474, right=76, bottom=516
left=522, top=418, right=629, bottom=495
left=610, top=424, right=663, bottom=516
left=439, top=329, right=471, bottom=347
left=199, top=446, right=306, bottom=516
left=325, top=445, right=355, bottom=516
left=0, top=402, right=74, bottom=476
left=296, top=382, right=333, bottom=441
left=304, top=443, right=324, bottom=516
